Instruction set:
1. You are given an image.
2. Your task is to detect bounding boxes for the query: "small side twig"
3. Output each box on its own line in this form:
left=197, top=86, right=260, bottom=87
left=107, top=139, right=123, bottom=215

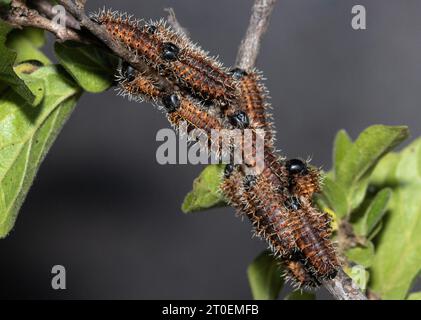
left=164, top=7, right=189, bottom=37
left=236, top=0, right=277, bottom=69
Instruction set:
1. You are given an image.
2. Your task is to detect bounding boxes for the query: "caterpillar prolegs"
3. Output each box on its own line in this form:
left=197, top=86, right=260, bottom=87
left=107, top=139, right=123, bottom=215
left=95, top=8, right=340, bottom=288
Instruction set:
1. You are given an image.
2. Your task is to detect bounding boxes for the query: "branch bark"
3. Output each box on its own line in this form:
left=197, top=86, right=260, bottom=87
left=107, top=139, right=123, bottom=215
left=2, top=0, right=84, bottom=42
left=322, top=269, right=368, bottom=300
left=27, top=0, right=81, bottom=30
left=236, top=0, right=277, bottom=69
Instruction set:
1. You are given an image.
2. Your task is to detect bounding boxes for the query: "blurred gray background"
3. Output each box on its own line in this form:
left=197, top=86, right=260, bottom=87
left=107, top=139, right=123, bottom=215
left=0, top=0, right=420, bottom=299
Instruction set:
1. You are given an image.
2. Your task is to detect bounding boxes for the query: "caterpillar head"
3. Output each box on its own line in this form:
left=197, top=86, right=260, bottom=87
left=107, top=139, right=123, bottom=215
left=229, top=111, right=250, bottom=129
left=229, top=68, right=248, bottom=80
left=162, top=93, right=181, bottom=113
left=286, top=158, right=308, bottom=175
left=162, top=42, right=180, bottom=61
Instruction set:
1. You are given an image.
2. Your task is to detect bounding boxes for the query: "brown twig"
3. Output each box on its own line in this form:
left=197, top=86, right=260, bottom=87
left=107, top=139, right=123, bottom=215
left=27, top=0, right=81, bottom=30
left=2, top=0, right=84, bottom=42
left=236, top=0, right=277, bottom=69
left=58, top=0, right=173, bottom=91
left=322, top=269, right=368, bottom=300
left=164, top=7, right=189, bottom=37
left=235, top=0, right=367, bottom=300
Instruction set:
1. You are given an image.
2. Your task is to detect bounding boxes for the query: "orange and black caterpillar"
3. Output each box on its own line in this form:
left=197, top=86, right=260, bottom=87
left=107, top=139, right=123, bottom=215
left=92, top=9, right=239, bottom=105
left=284, top=158, right=322, bottom=201
left=162, top=93, right=224, bottom=135
left=116, top=62, right=163, bottom=102
left=229, top=68, right=275, bottom=150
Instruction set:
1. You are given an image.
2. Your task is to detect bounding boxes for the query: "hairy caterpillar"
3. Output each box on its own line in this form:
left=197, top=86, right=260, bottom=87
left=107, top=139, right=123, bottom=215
left=285, top=159, right=321, bottom=200
left=163, top=93, right=224, bottom=135
left=229, top=68, right=275, bottom=149
left=92, top=9, right=239, bottom=105
left=116, top=62, right=163, bottom=102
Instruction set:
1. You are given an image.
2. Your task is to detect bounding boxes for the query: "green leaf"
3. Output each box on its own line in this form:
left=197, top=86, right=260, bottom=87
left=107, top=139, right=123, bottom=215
left=247, top=250, right=283, bottom=300
left=55, top=42, right=118, bottom=93
left=345, top=265, right=369, bottom=293
left=321, top=177, right=349, bottom=218
left=407, top=292, right=421, bottom=300
left=336, top=125, right=408, bottom=190
left=370, top=138, right=421, bottom=299
left=285, top=291, right=315, bottom=300
left=333, top=129, right=352, bottom=179
left=348, top=175, right=371, bottom=212
left=370, top=153, right=400, bottom=187
left=6, top=27, right=50, bottom=65
left=0, top=0, right=11, bottom=7
left=181, top=164, right=226, bottom=213
left=0, top=19, right=34, bottom=103
left=345, top=241, right=375, bottom=268
left=354, top=188, right=392, bottom=237
left=0, top=65, right=81, bottom=237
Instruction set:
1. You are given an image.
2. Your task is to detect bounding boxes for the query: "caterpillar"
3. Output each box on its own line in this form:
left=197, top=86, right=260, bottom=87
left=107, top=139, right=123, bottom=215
left=229, top=68, right=275, bottom=150
left=92, top=9, right=239, bottom=105
left=163, top=93, right=224, bottom=135
left=285, top=158, right=321, bottom=200
left=116, top=61, right=163, bottom=102
left=285, top=197, right=339, bottom=279
left=284, top=158, right=332, bottom=237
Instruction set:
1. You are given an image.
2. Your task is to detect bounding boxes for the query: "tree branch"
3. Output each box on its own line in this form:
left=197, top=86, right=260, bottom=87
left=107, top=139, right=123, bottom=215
left=236, top=0, right=277, bottom=69
left=322, top=269, right=368, bottom=300
left=2, top=0, right=84, bottom=42
left=27, top=0, right=81, bottom=30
